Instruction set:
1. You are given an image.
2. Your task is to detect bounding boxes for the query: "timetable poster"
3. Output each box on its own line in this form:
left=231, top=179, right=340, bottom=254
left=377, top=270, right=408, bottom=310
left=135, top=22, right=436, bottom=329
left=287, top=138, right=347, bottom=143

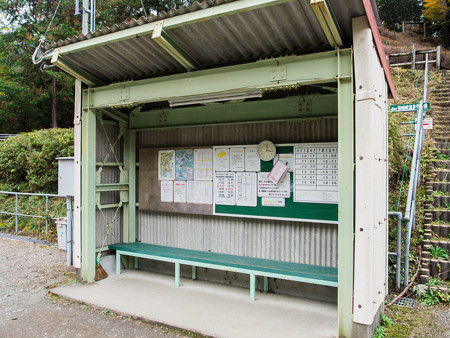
left=294, top=144, right=338, bottom=204
left=194, top=148, right=213, bottom=180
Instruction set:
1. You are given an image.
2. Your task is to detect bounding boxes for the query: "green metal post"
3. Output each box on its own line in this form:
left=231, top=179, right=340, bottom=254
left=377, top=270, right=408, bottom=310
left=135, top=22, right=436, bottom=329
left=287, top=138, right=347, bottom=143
left=175, top=262, right=181, bottom=287
left=192, top=266, right=197, bottom=280
left=250, top=273, right=256, bottom=301
left=122, top=128, right=136, bottom=268
left=264, top=277, right=269, bottom=293
left=81, top=105, right=97, bottom=283
left=337, top=49, right=354, bottom=337
left=122, top=128, right=136, bottom=243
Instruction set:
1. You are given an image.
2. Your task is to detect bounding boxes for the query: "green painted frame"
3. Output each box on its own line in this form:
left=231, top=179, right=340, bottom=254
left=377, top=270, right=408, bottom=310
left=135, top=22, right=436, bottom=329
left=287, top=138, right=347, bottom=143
left=80, top=48, right=355, bottom=336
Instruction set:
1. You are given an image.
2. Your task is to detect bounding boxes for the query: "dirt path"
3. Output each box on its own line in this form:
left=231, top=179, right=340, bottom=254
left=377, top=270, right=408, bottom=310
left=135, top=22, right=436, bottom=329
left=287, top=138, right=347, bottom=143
left=0, top=237, right=195, bottom=337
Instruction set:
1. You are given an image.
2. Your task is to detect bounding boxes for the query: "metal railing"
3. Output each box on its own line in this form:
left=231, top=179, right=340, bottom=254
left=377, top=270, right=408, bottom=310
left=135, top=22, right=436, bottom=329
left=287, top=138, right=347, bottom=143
left=0, top=191, right=66, bottom=233
left=0, top=134, right=16, bottom=141
left=388, top=47, right=440, bottom=70
left=388, top=53, right=430, bottom=290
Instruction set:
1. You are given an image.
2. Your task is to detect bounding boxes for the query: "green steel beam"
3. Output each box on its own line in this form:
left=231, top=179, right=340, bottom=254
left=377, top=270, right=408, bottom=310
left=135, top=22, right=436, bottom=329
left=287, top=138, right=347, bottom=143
left=85, top=50, right=351, bottom=109
left=81, top=107, right=97, bottom=283
left=152, top=22, right=202, bottom=71
left=130, top=94, right=337, bottom=130
left=46, top=0, right=294, bottom=59
left=99, top=108, right=129, bottom=124
left=337, top=49, right=354, bottom=337
left=96, top=183, right=129, bottom=192
left=51, top=49, right=105, bottom=86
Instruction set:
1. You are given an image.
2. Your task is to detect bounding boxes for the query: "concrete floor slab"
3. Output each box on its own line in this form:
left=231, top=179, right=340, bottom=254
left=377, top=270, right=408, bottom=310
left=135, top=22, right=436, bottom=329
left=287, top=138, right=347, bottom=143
left=51, top=270, right=337, bottom=338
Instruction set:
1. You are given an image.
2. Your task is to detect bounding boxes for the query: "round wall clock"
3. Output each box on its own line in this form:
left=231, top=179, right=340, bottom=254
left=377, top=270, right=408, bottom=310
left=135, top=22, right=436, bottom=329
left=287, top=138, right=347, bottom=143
left=257, top=140, right=277, bottom=161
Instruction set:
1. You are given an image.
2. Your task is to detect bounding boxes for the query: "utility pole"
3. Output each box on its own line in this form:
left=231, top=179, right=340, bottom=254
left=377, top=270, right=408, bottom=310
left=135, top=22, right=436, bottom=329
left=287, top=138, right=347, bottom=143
left=72, top=0, right=95, bottom=272
left=75, top=0, right=96, bottom=34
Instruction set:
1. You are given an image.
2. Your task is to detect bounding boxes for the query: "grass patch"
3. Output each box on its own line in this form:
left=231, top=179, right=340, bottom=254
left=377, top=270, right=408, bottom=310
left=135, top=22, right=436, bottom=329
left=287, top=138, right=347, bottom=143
left=385, top=306, right=436, bottom=337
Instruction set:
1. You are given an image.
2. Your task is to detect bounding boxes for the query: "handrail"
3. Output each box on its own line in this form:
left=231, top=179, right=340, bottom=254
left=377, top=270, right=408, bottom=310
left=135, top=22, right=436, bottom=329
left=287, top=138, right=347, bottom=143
left=403, top=53, right=429, bottom=286
left=0, top=191, right=66, bottom=233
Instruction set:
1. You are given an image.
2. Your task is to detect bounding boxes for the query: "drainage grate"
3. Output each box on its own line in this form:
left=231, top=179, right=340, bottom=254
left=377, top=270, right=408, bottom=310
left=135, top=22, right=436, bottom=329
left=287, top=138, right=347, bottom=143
left=393, top=297, right=417, bottom=308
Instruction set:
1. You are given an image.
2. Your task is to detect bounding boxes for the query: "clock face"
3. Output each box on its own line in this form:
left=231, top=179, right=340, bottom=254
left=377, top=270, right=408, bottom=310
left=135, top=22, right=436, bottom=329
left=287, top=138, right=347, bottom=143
left=258, top=140, right=276, bottom=161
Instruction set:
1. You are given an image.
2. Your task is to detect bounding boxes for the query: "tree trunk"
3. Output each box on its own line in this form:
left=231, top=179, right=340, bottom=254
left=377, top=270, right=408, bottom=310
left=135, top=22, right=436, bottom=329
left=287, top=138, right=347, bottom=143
left=51, top=77, right=58, bottom=128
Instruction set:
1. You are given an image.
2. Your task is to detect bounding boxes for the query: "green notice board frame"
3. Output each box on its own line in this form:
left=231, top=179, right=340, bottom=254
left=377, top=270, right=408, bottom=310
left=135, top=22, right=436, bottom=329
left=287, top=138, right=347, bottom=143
left=214, top=145, right=338, bottom=224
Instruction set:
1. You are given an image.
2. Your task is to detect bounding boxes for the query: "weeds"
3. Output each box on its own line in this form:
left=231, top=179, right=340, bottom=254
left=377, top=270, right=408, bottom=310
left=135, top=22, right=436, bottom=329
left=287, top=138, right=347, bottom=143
left=429, top=245, right=449, bottom=260
left=373, top=313, right=393, bottom=338
left=422, top=289, right=441, bottom=306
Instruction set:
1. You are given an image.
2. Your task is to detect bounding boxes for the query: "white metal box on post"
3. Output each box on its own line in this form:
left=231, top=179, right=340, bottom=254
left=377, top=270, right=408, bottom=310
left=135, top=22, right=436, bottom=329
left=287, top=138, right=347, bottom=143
left=56, top=157, right=75, bottom=196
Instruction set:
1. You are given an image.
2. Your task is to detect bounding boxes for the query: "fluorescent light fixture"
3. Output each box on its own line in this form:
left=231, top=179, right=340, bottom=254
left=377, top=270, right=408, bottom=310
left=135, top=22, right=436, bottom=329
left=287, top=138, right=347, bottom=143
left=152, top=21, right=201, bottom=71
left=168, top=90, right=263, bottom=107
left=310, top=0, right=343, bottom=48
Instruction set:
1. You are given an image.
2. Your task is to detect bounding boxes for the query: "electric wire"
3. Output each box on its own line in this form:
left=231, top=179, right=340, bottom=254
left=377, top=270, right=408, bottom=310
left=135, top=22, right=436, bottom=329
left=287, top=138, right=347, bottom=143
left=139, top=0, right=148, bottom=17
left=31, top=0, right=64, bottom=65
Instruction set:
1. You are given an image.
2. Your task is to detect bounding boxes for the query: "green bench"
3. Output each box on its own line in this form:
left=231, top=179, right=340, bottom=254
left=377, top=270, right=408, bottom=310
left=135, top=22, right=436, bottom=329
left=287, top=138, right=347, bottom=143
left=109, top=242, right=338, bottom=301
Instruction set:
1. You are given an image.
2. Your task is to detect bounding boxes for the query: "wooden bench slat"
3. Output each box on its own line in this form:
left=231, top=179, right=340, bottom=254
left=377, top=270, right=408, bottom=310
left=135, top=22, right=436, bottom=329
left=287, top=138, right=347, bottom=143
left=109, top=242, right=337, bottom=283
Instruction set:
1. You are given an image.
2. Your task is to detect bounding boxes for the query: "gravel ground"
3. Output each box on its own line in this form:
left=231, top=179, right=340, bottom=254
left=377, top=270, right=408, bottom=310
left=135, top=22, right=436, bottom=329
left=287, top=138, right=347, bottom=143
left=1, top=236, right=448, bottom=338
left=0, top=237, right=196, bottom=337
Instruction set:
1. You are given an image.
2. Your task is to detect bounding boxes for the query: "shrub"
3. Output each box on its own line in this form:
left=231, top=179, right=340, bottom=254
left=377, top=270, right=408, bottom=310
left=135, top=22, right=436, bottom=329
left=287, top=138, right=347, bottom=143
left=0, top=128, right=74, bottom=193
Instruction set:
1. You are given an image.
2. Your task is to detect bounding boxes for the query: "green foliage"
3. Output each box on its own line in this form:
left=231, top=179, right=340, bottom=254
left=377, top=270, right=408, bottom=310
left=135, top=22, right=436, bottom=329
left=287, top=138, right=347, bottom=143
left=421, top=288, right=440, bottom=305
left=0, top=0, right=195, bottom=133
left=428, top=245, right=449, bottom=260
left=426, top=276, right=444, bottom=287
left=373, top=313, right=392, bottom=338
left=0, top=129, right=73, bottom=193
left=377, top=0, right=422, bottom=31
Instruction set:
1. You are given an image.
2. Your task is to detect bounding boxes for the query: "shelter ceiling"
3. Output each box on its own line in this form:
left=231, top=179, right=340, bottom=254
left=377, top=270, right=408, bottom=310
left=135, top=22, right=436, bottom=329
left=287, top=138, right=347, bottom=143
left=43, top=0, right=367, bottom=85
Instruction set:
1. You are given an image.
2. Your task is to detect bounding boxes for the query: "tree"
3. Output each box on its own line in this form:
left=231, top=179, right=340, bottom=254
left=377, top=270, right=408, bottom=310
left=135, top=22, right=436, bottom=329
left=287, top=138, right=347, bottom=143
left=0, top=0, right=195, bottom=133
left=377, top=0, right=423, bottom=31
left=423, top=0, right=450, bottom=47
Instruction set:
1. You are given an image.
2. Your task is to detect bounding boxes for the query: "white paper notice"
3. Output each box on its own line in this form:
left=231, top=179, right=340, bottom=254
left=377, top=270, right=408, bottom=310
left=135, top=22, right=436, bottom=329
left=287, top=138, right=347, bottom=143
left=236, top=172, right=257, bottom=206
left=187, top=181, right=213, bottom=204
left=174, top=181, right=186, bottom=203
left=194, top=149, right=213, bottom=180
left=158, top=150, right=175, bottom=180
left=273, top=153, right=294, bottom=172
left=230, top=147, right=245, bottom=171
left=214, top=148, right=230, bottom=172
left=214, top=172, right=235, bottom=205
left=294, top=144, right=338, bottom=204
left=245, top=147, right=260, bottom=172
left=261, top=198, right=285, bottom=207
left=258, top=172, right=290, bottom=198
left=161, top=180, right=173, bottom=202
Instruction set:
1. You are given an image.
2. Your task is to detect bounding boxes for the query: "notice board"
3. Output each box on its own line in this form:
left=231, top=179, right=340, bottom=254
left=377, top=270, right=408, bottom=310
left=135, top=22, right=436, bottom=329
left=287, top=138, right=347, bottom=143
left=139, top=143, right=338, bottom=224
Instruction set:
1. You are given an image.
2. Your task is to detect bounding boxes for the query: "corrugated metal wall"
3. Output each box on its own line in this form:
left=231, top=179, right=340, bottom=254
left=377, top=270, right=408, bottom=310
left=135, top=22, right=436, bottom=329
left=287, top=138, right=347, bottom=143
left=136, top=119, right=338, bottom=267
left=96, top=122, right=123, bottom=248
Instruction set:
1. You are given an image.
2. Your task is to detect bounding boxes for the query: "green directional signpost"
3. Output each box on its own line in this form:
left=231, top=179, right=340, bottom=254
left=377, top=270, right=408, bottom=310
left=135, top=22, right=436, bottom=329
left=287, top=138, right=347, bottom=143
left=389, top=102, right=430, bottom=113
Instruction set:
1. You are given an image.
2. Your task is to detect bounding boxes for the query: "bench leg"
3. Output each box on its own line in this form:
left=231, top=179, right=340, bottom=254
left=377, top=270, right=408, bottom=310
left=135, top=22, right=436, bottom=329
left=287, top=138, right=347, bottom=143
left=250, top=273, right=256, bottom=301
left=134, top=257, right=138, bottom=269
left=192, top=266, right=197, bottom=280
left=175, top=262, right=180, bottom=287
left=264, top=277, right=269, bottom=293
left=116, top=252, right=121, bottom=275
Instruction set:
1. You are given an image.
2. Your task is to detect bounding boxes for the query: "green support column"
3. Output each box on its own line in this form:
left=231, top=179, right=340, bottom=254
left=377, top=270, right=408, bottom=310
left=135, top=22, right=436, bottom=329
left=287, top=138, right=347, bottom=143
left=123, top=129, right=136, bottom=243
left=337, top=50, right=354, bottom=337
left=81, top=106, right=97, bottom=283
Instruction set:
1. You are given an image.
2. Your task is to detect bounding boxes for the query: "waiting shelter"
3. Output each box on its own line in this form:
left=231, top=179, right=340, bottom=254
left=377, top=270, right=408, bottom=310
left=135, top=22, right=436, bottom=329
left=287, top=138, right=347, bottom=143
left=43, top=0, right=395, bottom=336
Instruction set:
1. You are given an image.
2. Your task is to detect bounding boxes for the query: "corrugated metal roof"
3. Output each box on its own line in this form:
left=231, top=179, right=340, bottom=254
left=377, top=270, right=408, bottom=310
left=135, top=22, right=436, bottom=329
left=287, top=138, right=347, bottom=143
left=43, top=0, right=390, bottom=90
